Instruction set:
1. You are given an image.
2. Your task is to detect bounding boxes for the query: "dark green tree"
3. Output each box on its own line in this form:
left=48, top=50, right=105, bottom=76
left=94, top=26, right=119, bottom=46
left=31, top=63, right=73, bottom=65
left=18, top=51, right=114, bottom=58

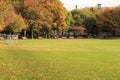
left=70, top=8, right=97, bottom=34
left=79, top=8, right=97, bottom=33
left=66, top=12, right=74, bottom=29
left=71, top=9, right=84, bottom=26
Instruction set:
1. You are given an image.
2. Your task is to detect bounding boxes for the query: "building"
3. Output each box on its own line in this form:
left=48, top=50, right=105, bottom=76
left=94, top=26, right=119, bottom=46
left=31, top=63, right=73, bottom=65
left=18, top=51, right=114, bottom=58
left=68, top=26, right=87, bottom=38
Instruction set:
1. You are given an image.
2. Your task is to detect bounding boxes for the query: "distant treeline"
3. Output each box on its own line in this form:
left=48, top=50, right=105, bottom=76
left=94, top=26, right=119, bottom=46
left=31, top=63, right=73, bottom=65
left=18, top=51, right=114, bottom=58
left=0, top=0, right=120, bottom=39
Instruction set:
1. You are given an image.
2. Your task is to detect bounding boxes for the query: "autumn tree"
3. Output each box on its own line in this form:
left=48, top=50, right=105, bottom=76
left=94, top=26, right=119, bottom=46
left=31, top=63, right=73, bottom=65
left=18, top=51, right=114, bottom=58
left=90, top=7, right=102, bottom=18
left=96, top=6, right=120, bottom=36
left=0, top=0, right=12, bottom=31
left=3, top=7, right=26, bottom=35
left=0, top=0, right=25, bottom=33
left=5, top=14, right=26, bottom=34
left=19, top=0, right=67, bottom=38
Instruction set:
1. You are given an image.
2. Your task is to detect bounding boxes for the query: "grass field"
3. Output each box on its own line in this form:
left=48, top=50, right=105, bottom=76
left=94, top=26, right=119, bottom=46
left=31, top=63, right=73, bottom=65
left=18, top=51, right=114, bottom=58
left=0, top=39, right=120, bottom=80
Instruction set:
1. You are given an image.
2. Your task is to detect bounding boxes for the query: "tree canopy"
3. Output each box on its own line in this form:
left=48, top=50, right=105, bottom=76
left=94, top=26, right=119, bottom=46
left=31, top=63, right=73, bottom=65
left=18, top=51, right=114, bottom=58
left=18, top=0, right=67, bottom=38
left=97, top=6, right=120, bottom=34
left=1, top=0, right=120, bottom=38
left=70, top=8, right=97, bottom=33
left=0, top=0, right=26, bottom=33
left=0, top=0, right=67, bottom=38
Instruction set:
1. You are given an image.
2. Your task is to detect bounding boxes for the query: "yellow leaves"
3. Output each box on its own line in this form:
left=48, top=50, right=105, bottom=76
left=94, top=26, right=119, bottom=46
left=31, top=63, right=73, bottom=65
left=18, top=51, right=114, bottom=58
left=0, top=0, right=7, bottom=11
left=0, top=0, right=13, bottom=13
left=52, top=23, right=57, bottom=27
left=13, top=14, right=27, bottom=29
left=46, top=1, right=51, bottom=6
left=0, top=1, right=15, bottom=31
left=0, top=25, right=5, bottom=31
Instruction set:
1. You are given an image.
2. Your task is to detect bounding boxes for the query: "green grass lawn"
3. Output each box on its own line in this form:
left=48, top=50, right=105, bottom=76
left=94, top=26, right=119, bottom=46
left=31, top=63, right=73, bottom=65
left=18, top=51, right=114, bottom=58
left=0, top=39, right=120, bottom=80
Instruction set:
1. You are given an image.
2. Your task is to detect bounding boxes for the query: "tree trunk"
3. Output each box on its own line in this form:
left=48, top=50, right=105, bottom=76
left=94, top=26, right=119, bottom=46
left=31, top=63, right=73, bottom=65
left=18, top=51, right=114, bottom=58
left=24, top=30, right=26, bottom=37
left=48, top=31, right=50, bottom=39
left=10, top=32, right=12, bottom=40
left=31, top=30, right=33, bottom=39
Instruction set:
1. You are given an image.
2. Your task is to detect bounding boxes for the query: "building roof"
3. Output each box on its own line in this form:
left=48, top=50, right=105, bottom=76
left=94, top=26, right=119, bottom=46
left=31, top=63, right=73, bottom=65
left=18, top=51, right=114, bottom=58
left=69, top=26, right=86, bottom=31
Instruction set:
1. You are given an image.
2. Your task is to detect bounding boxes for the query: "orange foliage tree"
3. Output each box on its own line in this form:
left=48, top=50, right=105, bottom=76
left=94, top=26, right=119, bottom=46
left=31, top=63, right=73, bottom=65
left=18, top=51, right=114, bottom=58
left=96, top=6, right=120, bottom=36
left=19, top=0, right=67, bottom=38
left=0, top=0, right=26, bottom=33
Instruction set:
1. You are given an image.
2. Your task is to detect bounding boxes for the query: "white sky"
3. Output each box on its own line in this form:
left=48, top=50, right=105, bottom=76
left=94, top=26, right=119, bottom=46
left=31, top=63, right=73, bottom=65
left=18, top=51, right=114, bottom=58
left=60, top=0, right=120, bottom=11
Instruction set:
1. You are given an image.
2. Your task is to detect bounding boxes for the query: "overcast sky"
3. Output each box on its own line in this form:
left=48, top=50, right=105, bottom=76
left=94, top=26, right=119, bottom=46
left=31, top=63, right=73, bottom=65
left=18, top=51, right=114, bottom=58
left=60, top=0, right=120, bottom=11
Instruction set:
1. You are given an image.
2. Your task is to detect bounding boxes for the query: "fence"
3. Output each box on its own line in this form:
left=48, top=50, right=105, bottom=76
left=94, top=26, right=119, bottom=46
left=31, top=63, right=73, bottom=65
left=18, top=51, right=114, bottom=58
left=0, top=33, right=18, bottom=40
left=0, top=33, right=18, bottom=44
